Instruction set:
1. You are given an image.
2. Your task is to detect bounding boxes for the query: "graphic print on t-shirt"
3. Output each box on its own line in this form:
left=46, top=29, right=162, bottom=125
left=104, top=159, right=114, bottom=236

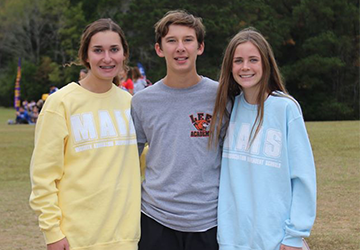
left=70, top=108, right=136, bottom=152
left=189, top=112, right=212, bottom=137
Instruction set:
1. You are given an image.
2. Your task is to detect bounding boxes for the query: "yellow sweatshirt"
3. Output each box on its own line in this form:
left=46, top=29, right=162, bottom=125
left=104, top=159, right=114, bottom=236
left=30, top=83, right=141, bottom=250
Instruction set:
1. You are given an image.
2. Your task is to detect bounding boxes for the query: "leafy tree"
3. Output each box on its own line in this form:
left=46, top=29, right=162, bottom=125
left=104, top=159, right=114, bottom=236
left=283, top=0, right=359, bottom=120
left=0, top=0, right=357, bottom=120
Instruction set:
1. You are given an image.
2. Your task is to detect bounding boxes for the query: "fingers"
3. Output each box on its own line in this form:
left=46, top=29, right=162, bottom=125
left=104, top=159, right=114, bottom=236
left=280, top=244, right=302, bottom=250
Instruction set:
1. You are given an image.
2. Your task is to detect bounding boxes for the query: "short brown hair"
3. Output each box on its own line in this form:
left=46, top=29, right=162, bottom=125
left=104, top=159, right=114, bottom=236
left=78, top=18, right=129, bottom=70
left=132, top=66, right=142, bottom=80
left=154, top=10, right=205, bottom=48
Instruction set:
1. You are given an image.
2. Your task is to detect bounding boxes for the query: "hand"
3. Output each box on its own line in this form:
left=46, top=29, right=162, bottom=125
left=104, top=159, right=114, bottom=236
left=47, top=238, right=70, bottom=250
left=280, top=244, right=302, bottom=250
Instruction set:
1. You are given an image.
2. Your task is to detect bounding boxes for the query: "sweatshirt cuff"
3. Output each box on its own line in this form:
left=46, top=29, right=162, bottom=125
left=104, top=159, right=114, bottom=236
left=281, top=235, right=303, bottom=248
left=43, top=227, right=66, bottom=244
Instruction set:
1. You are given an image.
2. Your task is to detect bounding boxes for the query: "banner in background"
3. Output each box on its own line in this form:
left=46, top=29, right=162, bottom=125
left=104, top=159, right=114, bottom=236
left=137, top=62, right=146, bottom=78
left=14, top=58, right=21, bottom=111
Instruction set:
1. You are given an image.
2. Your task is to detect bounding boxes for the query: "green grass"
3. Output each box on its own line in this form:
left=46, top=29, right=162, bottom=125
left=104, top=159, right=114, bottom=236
left=0, top=107, right=44, bottom=249
left=305, top=121, right=360, bottom=250
left=0, top=107, right=359, bottom=250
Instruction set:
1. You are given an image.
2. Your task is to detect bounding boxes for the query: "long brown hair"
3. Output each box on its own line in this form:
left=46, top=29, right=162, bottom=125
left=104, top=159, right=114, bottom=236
left=209, top=27, right=287, bottom=147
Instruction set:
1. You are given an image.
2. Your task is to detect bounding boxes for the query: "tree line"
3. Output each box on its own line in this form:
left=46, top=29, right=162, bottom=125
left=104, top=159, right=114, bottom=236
left=0, top=0, right=358, bottom=120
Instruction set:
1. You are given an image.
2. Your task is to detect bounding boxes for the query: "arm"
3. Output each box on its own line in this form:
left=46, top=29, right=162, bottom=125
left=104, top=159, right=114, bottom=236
left=47, top=238, right=70, bottom=250
left=282, top=116, right=317, bottom=247
left=29, top=108, right=69, bottom=244
left=131, top=99, right=147, bottom=156
left=280, top=245, right=302, bottom=250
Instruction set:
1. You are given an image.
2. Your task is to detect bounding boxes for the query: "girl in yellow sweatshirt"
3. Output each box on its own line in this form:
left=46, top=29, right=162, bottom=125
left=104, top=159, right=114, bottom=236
left=29, top=18, right=141, bottom=250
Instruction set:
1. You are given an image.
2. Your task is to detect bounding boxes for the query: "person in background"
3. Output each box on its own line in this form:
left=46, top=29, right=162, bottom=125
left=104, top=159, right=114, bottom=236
left=29, top=18, right=141, bottom=250
left=16, top=106, right=31, bottom=124
left=36, top=99, right=44, bottom=113
left=22, top=100, right=29, bottom=111
left=49, top=85, right=59, bottom=95
left=209, top=27, right=317, bottom=250
left=132, top=9, right=222, bottom=250
left=30, top=105, right=39, bottom=123
left=132, top=66, right=147, bottom=94
left=28, top=100, right=37, bottom=111
left=121, top=67, right=134, bottom=95
left=79, top=68, right=88, bottom=80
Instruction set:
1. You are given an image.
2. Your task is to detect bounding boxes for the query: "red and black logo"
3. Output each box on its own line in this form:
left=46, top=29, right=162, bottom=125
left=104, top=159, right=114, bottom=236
left=189, top=113, right=212, bottom=137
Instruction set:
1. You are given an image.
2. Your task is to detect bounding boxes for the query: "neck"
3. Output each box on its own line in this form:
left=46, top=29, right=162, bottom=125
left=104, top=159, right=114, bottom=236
left=163, top=71, right=201, bottom=89
left=79, top=72, right=113, bottom=93
left=244, top=89, right=269, bottom=105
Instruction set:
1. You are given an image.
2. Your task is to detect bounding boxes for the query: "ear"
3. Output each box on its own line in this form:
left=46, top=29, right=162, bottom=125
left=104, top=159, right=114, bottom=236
left=197, top=42, right=205, bottom=56
left=155, top=43, right=165, bottom=57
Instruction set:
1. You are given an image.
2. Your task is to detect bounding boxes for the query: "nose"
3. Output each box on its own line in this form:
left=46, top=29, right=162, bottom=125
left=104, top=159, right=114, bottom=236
left=103, top=51, right=111, bottom=63
left=242, top=61, right=250, bottom=71
left=176, top=41, right=185, bottom=52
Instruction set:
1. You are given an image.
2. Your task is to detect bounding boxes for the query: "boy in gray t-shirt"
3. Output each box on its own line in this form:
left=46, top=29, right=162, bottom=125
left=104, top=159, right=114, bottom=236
left=131, top=10, right=221, bottom=250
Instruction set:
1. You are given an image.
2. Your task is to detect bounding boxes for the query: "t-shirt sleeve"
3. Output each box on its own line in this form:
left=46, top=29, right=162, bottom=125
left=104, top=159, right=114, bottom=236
left=131, top=97, right=147, bottom=156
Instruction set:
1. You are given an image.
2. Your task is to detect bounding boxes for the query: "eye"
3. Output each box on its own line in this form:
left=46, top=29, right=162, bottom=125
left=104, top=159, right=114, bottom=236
left=184, top=38, right=194, bottom=42
left=167, top=39, right=176, bottom=43
left=233, top=58, right=243, bottom=64
left=250, top=58, right=259, bottom=63
left=93, top=48, right=102, bottom=53
left=110, top=47, right=119, bottom=53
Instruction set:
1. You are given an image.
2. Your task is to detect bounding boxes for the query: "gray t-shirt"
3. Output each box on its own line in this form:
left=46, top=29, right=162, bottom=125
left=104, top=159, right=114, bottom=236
left=131, top=76, right=222, bottom=232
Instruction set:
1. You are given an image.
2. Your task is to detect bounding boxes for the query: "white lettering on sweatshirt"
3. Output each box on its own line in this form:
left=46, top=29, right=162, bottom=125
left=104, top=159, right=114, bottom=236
left=224, top=122, right=282, bottom=168
left=70, top=109, right=136, bottom=152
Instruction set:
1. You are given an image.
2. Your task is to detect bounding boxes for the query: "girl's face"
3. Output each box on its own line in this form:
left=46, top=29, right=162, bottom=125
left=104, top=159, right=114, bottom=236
left=232, top=41, right=263, bottom=98
left=87, top=31, right=125, bottom=82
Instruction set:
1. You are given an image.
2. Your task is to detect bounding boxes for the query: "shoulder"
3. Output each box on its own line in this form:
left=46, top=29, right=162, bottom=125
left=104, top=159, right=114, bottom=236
left=200, top=77, right=219, bottom=94
left=38, top=83, right=76, bottom=117
left=201, top=76, right=219, bottom=88
left=44, top=83, right=77, bottom=106
left=132, top=80, right=161, bottom=101
left=114, top=85, right=132, bottom=99
left=269, top=92, right=303, bottom=119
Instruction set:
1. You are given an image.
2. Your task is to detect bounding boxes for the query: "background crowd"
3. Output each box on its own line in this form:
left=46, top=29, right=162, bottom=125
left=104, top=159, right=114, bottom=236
left=9, top=66, right=152, bottom=125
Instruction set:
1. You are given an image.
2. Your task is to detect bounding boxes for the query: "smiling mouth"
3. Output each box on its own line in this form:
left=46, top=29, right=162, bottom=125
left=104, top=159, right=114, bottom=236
left=240, top=74, right=255, bottom=78
left=175, top=57, right=188, bottom=61
left=100, top=65, right=115, bottom=69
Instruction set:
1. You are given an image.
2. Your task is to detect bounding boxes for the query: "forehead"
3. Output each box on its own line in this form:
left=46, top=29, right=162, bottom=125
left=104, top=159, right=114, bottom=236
left=163, top=24, right=196, bottom=38
left=89, top=30, right=122, bottom=46
left=234, top=41, right=260, bottom=57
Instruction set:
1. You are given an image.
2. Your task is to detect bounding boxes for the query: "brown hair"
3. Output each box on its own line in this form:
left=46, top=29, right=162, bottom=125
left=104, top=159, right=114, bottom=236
left=154, top=10, right=205, bottom=48
left=126, top=67, right=133, bottom=80
left=132, top=66, right=142, bottom=81
left=78, top=18, right=129, bottom=70
left=209, top=27, right=287, bottom=147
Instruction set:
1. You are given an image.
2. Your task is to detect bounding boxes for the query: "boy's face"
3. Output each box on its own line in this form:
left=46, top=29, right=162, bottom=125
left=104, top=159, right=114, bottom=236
left=155, top=24, right=204, bottom=75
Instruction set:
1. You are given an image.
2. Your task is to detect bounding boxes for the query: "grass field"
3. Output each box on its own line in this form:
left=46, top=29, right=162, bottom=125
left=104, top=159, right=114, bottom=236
left=0, top=107, right=359, bottom=250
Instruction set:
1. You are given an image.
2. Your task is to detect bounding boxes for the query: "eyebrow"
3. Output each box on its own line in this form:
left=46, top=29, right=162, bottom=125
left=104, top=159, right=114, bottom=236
left=91, top=44, right=120, bottom=48
left=165, top=34, right=196, bottom=39
left=233, top=55, right=260, bottom=59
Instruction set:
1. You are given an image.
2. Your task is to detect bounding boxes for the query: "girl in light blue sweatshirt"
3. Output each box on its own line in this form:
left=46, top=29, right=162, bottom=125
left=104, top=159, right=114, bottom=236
left=209, top=28, right=316, bottom=250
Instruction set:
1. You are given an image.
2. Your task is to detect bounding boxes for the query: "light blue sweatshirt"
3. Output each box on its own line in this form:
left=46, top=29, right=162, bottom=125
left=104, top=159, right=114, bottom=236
left=218, top=93, right=316, bottom=250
